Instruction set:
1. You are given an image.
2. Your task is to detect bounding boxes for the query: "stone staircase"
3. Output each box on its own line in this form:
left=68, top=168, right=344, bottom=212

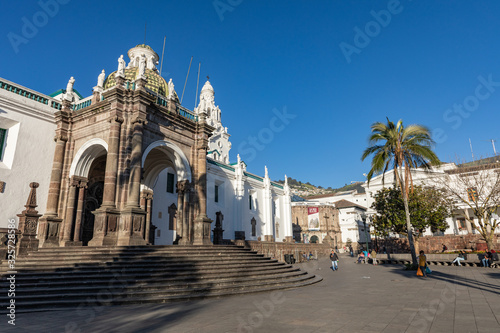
left=0, top=245, right=322, bottom=312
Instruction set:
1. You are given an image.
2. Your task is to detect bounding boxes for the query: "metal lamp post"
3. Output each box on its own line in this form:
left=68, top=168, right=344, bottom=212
left=361, top=212, right=370, bottom=253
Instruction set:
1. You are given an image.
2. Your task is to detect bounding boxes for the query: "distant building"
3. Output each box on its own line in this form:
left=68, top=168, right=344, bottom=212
left=291, top=202, right=341, bottom=246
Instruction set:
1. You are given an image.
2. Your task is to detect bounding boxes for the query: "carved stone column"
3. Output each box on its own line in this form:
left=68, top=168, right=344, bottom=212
left=177, top=180, right=191, bottom=245
left=89, top=115, right=123, bottom=247
left=183, top=184, right=191, bottom=243
left=176, top=183, right=184, bottom=242
left=61, top=177, right=78, bottom=245
left=17, top=183, right=42, bottom=256
left=45, top=135, right=67, bottom=216
left=118, top=116, right=147, bottom=246
left=193, top=114, right=213, bottom=245
left=126, top=117, right=144, bottom=208
left=101, top=115, right=123, bottom=208
left=39, top=134, right=68, bottom=247
left=72, top=179, right=87, bottom=245
left=141, top=190, right=153, bottom=244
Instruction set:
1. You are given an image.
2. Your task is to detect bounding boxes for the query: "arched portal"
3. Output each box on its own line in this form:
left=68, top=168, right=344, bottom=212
left=66, top=139, right=108, bottom=246
left=142, top=140, right=192, bottom=245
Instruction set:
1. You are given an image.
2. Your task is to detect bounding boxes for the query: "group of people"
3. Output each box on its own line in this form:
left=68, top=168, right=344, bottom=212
left=327, top=243, right=498, bottom=277
left=356, top=249, right=378, bottom=265
left=451, top=249, right=497, bottom=267
left=481, top=250, right=498, bottom=267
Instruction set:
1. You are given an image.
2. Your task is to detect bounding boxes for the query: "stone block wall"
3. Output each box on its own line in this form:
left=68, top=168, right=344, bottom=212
left=233, top=240, right=332, bottom=263
left=375, top=233, right=500, bottom=253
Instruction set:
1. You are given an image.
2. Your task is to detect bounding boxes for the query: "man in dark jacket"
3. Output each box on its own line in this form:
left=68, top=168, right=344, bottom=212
left=330, top=250, right=339, bottom=271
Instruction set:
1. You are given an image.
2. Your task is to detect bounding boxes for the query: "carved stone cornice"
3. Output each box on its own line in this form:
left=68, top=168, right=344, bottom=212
left=54, top=134, right=69, bottom=142
left=109, top=115, right=124, bottom=124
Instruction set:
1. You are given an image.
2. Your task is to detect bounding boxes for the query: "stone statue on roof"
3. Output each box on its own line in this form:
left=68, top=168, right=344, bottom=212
left=138, top=54, right=146, bottom=78
left=117, top=55, right=126, bottom=77
left=66, top=76, right=75, bottom=94
left=97, top=69, right=105, bottom=87
left=168, top=78, right=176, bottom=99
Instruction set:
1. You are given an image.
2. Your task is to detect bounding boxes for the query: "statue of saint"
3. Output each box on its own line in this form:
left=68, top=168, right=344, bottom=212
left=168, top=78, right=176, bottom=99
left=138, top=54, right=146, bottom=77
left=66, top=76, right=75, bottom=93
left=97, top=69, right=105, bottom=87
left=117, top=55, right=126, bottom=77
left=147, top=55, right=155, bottom=70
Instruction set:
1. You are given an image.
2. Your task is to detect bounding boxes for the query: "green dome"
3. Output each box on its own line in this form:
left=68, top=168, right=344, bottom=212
left=103, top=67, right=168, bottom=96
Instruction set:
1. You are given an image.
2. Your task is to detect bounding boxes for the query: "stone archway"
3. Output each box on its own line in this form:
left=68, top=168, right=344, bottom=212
left=62, top=139, right=108, bottom=246
left=142, top=140, right=192, bottom=245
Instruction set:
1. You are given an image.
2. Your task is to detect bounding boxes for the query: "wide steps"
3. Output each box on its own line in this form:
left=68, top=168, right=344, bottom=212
left=0, top=245, right=322, bottom=312
left=6, top=275, right=323, bottom=313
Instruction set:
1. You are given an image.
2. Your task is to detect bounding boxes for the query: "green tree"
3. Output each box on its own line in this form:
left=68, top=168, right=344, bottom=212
left=437, top=162, right=500, bottom=250
left=361, top=118, right=440, bottom=265
left=371, top=186, right=452, bottom=239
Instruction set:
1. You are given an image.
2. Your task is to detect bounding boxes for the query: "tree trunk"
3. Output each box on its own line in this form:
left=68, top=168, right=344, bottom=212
left=403, top=193, right=418, bottom=265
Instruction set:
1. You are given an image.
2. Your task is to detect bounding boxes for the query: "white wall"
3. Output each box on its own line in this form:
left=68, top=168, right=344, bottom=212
left=0, top=81, right=56, bottom=228
left=150, top=167, right=178, bottom=245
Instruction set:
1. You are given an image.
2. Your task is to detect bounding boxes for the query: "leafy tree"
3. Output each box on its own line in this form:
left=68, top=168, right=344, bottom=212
left=371, top=186, right=452, bottom=239
left=361, top=118, right=440, bottom=265
left=437, top=162, right=500, bottom=250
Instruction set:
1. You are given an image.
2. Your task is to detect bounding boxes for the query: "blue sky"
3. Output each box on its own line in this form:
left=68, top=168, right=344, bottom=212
left=2, top=0, right=500, bottom=188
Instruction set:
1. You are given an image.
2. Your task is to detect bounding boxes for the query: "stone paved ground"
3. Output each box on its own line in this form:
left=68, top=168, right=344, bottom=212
left=2, top=254, right=500, bottom=333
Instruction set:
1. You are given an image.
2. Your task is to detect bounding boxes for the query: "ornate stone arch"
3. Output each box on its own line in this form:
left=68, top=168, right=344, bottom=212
left=69, top=138, right=108, bottom=178
left=141, top=140, right=192, bottom=190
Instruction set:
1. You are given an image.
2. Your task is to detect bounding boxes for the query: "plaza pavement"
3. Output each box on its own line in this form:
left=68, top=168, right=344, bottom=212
left=3, top=254, right=500, bottom=333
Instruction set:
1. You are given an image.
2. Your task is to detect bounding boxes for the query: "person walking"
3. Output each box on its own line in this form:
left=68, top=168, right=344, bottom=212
left=349, top=245, right=353, bottom=257
left=363, top=249, right=369, bottom=264
left=330, top=250, right=339, bottom=271
left=418, top=250, right=427, bottom=278
left=371, top=249, right=378, bottom=265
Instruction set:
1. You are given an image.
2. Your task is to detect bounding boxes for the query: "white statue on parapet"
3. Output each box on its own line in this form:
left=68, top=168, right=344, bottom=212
left=147, top=55, right=158, bottom=72
left=138, top=54, right=147, bottom=78
left=168, top=78, right=177, bottom=100
left=116, top=55, right=126, bottom=78
left=64, top=76, right=75, bottom=101
left=66, top=76, right=75, bottom=93
left=97, top=69, right=105, bottom=87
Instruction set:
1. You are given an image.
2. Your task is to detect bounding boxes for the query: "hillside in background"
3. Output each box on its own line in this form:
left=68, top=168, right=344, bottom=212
left=275, top=177, right=365, bottom=198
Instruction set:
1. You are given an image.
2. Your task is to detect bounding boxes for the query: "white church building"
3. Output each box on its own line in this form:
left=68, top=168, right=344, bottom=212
left=0, top=43, right=293, bottom=247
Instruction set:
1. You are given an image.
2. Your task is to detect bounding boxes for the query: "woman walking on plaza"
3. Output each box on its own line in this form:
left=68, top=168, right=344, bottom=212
left=418, top=250, right=427, bottom=278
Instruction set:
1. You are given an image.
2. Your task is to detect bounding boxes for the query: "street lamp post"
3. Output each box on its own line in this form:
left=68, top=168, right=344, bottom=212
left=361, top=212, right=370, bottom=253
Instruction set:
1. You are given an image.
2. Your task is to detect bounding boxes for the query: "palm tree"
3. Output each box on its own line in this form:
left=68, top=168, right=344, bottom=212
left=361, top=118, right=440, bottom=265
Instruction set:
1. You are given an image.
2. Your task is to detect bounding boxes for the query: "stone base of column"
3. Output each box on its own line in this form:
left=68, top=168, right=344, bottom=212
left=88, top=208, right=120, bottom=247
left=40, top=216, right=63, bottom=248
left=264, top=235, right=274, bottom=242
left=63, top=240, right=83, bottom=247
left=117, top=208, right=147, bottom=246
left=192, top=215, right=213, bottom=245
left=18, top=235, right=40, bottom=256
left=285, top=236, right=293, bottom=243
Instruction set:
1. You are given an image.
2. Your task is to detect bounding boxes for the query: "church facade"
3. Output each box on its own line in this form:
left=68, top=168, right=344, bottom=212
left=0, top=44, right=293, bottom=248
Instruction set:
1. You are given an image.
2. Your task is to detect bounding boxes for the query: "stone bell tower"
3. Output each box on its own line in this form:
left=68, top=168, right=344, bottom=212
left=195, top=79, right=231, bottom=164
